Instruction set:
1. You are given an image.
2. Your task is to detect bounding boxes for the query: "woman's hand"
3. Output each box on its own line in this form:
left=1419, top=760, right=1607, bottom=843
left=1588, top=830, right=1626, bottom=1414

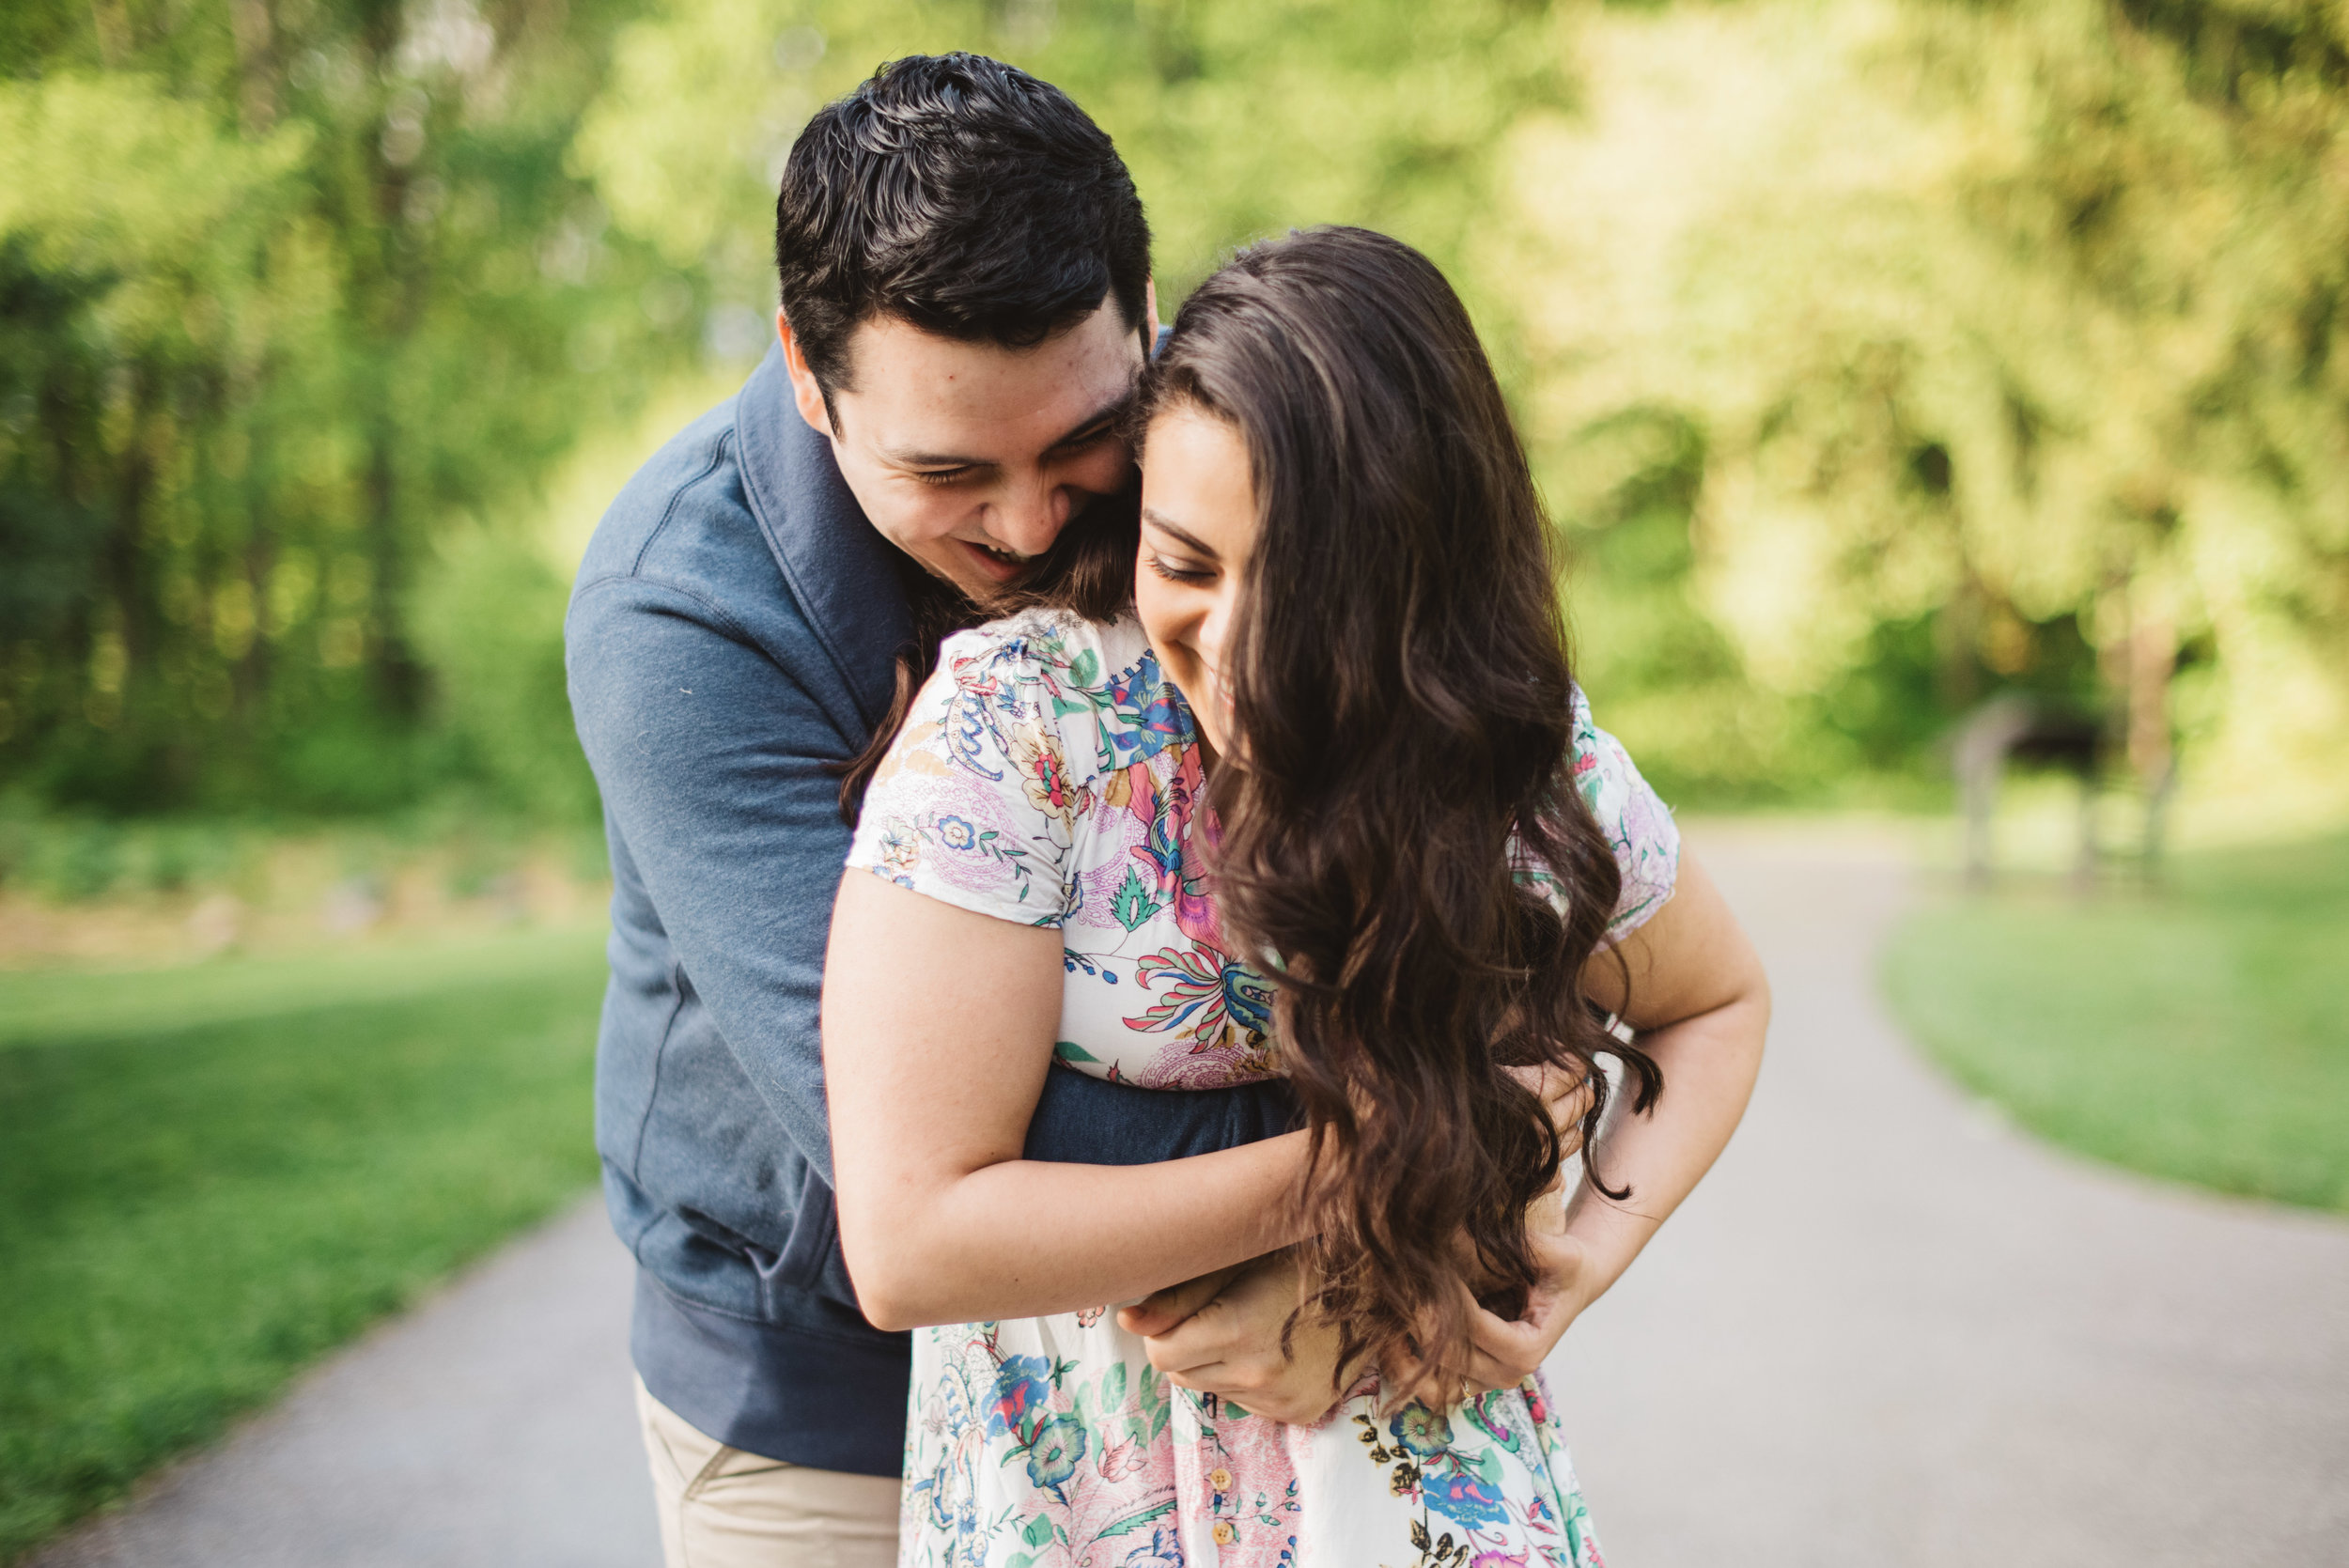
left=1508, top=1061, right=1597, bottom=1180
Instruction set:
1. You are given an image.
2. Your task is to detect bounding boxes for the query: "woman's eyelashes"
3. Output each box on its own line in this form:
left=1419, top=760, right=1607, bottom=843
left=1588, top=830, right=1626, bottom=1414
left=1144, top=554, right=1213, bottom=583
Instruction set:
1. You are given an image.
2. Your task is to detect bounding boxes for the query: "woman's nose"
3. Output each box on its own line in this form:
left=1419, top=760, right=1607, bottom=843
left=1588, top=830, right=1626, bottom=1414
left=1196, top=594, right=1234, bottom=669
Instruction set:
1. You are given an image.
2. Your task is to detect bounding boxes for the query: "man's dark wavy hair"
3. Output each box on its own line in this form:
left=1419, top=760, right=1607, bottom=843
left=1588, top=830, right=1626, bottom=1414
left=774, top=52, right=1153, bottom=402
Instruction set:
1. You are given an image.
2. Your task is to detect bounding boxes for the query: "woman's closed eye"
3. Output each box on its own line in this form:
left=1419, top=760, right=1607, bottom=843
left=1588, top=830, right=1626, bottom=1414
left=1145, top=553, right=1215, bottom=583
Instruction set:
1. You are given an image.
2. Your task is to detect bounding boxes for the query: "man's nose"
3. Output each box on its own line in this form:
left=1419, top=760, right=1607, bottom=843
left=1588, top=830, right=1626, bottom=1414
left=989, top=474, right=1070, bottom=558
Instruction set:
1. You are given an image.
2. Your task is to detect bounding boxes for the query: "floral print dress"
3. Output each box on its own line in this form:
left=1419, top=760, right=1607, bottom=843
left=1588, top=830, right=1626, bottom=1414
left=845, top=609, right=1679, bottom=1568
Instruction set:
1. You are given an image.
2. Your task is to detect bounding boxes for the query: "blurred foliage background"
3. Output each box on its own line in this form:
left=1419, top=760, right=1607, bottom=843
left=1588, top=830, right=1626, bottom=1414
left=4, top=2, right=2346, bottom=1553
left=2, top=0, right=2345, bottom=830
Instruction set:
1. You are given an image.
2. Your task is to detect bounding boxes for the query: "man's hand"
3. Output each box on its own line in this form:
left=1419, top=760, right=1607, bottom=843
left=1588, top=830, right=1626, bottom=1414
left=1116, top=1250, right=1348, bottom=1426
left=1112, top=1061, right=1597, bottom=1421
left=1115, top=1262, right=1250, bottom=1340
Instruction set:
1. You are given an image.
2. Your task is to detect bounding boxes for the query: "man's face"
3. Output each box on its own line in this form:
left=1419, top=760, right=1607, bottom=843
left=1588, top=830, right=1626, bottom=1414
left=777, top=290, right=1155, bottom=599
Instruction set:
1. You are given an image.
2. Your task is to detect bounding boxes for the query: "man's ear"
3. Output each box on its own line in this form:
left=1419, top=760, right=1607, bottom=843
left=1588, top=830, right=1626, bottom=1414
left=774, top=309, right=835, bottom=438
left=1143, top=277, right=1160, bottom=354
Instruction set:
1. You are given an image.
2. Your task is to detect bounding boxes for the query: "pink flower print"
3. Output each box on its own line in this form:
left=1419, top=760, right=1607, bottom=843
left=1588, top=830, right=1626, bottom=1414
left=1009, top=722, right=1079, bottom=821
left=1470, top=1552, right=1531, bottom=1568
left=1096, top=1437, right=1151, bottom=1482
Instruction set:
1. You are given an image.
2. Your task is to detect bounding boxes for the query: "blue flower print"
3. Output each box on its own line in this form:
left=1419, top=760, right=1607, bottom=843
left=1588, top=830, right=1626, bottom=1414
left=936, top=815, right=978, bottom=851
left=1024, top=1413, right=1089, bottom=1495
left=1423, top=1466, right=1510, bottom=1531
left=1120, top=1524, right=1185, bottom=1567
left=1391, top=1403, right=1455, bottom=1461
left=988, top=1356, right=1052, bottom=1437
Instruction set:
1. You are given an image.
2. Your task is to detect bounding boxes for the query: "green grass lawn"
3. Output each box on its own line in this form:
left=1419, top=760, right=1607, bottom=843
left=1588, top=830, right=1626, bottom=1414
left=0, top=927, right=609, bottom=1561
left=1883, top=832, right=2349, bottom=1212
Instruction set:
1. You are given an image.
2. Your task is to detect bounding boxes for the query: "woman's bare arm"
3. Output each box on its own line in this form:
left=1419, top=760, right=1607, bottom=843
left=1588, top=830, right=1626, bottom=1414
left=1460, top=846, right=1769, bottom=1383
left=821, top=871, right=1315, bottom=1331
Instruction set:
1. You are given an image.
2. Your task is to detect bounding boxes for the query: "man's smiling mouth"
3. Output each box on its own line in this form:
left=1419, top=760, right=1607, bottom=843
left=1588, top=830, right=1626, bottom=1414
left=959, top=538, right=1036, bottom=582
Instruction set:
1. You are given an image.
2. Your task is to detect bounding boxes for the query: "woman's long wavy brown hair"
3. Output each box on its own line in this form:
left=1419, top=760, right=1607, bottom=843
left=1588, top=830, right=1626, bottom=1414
left=840, top=225, right=1661, bottom=1396
left=1137, top=227, right=1661, bottom=1394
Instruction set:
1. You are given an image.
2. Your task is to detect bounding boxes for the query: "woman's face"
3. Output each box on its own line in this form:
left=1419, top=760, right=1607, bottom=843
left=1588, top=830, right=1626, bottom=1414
left=1134, top=404, right=1260, bottom=760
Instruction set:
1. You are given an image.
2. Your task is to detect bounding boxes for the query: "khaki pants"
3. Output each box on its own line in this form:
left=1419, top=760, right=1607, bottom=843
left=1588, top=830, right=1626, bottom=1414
left=635, top=1377, right=900, bottom=1568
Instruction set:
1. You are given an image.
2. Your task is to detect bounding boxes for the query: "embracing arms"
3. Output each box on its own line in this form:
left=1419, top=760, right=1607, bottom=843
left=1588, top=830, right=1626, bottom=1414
left=1122, top=846, right=1767, bottom=1419
left=819, top=851, right=1740, bottom=1352
left=569, top=568, right=1302, bottom=1196
left=822, top=872, right=1319, bottom=1329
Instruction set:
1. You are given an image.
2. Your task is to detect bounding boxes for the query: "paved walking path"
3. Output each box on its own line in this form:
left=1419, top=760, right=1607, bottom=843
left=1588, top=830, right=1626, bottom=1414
left=1558, top=828, right=2349, bottom=1566
left=31, top=830, right=2349, bottom=1565
left=29, top=1199, right=658, bottom=1568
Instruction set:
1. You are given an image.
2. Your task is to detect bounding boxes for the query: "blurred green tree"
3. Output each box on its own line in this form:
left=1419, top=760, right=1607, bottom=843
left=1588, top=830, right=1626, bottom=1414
left=1500, top=0, right=2348, bottom=805
left=6, top=0, right=2341, bottom=823
left=0, top=0, right=688, bottom=815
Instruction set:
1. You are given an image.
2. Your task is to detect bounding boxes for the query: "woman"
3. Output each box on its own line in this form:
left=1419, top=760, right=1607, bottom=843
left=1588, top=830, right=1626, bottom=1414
left=822, top=226, right=1769, bottom=1567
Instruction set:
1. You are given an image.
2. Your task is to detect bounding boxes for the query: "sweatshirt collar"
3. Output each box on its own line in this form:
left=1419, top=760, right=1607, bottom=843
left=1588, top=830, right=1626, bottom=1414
left=734, top=344, right=913, bottom=731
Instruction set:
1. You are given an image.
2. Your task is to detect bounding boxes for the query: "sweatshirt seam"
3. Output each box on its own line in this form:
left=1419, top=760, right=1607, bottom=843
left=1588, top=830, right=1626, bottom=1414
left=628, top=966, right=692, bottom=1188
left=636, top=1265, right=907, bottom=1349
left=570, top=569, right=761, bottom=650
left=629, top=427, right=731, bottom=577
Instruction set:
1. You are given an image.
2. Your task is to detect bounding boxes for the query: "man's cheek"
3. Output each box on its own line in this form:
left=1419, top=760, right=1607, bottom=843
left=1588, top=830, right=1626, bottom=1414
left=1069, top=448, right=1138, bottom=498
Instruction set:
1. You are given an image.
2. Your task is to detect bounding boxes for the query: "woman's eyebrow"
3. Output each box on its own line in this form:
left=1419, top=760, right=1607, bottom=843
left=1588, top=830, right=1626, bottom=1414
left=1140, top=508, right=1219, bottom=558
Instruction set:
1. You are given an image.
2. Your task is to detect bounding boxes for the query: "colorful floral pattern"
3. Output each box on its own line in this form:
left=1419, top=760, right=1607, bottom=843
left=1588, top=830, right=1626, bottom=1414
left=846, top=609, right=1676, bottom=1568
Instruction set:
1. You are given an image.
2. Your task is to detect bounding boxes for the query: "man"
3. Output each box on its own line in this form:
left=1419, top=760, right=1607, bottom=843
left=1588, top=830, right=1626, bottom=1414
left=566, top=54, right=1299, bottom=1566
left=568, top=53, right=1583, bottom=1567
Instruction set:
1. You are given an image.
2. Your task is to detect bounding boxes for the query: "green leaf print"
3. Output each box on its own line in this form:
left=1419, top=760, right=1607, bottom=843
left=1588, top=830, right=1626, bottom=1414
left=1054, top=1041, right=1102, bottom=1065
left=1068, top=647, right=1101, bottom=687
left=1022, top=1514, right=1057, bottom=1548
left=1096, top=1499, right=1176, bottom=1540
left=1111, top=864, right=1165, bottom=931
left=1102, top=1359, right=1128, bottom=1407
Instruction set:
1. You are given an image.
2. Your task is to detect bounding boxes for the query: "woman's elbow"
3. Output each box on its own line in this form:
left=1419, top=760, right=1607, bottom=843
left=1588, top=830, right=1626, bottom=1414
left=836, top=1215, right=933, bottom=1331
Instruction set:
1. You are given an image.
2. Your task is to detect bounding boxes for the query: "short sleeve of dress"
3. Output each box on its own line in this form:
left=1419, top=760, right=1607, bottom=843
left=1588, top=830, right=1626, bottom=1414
left=844, top=621, right=1089, bottom=928
left=1517, top=688, right=1681, bottom=941
left=1571, top=687, right=1680, bottom=939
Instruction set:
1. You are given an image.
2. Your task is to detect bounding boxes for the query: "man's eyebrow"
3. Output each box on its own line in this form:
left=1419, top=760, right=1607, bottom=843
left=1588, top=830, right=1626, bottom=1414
left=1140, top=508, right=1219, bottom=558
left=878, top=442, right=988, bottom=469
left=1044, top=392, right=1132, bottom=450
left=877, top=393, right=1134, bottom=471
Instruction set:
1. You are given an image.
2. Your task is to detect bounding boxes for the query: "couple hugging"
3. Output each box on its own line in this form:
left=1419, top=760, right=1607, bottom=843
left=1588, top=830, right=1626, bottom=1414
left=567, top=50, right=1768, bottom=1568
